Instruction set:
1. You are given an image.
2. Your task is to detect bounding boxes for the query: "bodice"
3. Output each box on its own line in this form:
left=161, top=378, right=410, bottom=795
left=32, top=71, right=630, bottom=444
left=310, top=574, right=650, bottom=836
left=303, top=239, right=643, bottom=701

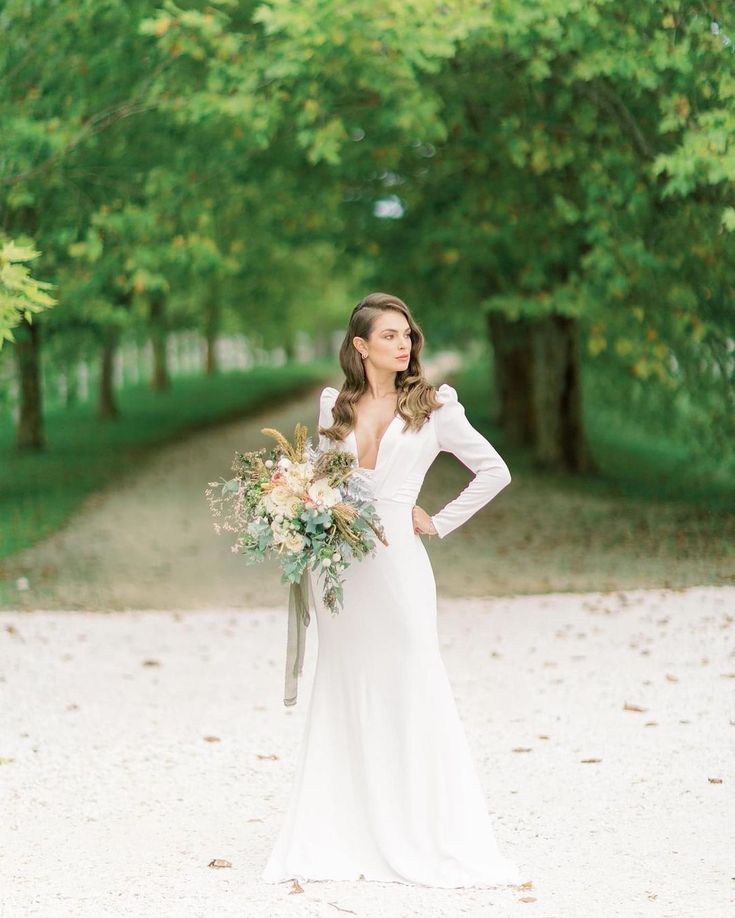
left=316, top=383, right=512, bottom=539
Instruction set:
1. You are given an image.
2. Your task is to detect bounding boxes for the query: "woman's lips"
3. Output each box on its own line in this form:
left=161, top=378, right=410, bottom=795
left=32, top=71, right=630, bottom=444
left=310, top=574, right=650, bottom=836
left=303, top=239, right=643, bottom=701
left=397, top=354, right=409, bottom=360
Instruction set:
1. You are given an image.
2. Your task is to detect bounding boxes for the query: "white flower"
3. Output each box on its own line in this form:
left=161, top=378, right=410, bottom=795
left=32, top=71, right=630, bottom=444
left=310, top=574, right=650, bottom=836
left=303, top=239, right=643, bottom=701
left=283, top=463, right=311, bottom=491
left=321, top=557, right=332, bottom=567
left=283, top=531, right=306, bottom=553
left=263, top=486, right=300, bottom=518
left=278, top=456, right=292, bottom=471
left=265, top=459, right=274, bottom=468
left=289, top=461, right=315, bottom=491
left=332, top=552, right=341, bottom=562
left=307, top=478, right=341, bottom=509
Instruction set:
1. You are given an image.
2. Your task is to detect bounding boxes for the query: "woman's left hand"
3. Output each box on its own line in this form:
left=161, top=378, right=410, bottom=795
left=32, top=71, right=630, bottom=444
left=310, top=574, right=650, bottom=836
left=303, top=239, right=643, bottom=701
left=412, top=504, right=437, bottom=536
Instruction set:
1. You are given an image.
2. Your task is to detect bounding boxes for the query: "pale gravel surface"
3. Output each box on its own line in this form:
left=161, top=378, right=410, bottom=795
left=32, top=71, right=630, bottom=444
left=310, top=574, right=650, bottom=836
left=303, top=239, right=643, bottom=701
left=1, top=586, right=733, bottom=918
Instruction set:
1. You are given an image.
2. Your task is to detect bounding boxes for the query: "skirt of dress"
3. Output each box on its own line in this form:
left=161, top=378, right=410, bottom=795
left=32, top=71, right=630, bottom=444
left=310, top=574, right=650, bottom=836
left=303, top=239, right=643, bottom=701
left=261, top=496, right=521, bottom=888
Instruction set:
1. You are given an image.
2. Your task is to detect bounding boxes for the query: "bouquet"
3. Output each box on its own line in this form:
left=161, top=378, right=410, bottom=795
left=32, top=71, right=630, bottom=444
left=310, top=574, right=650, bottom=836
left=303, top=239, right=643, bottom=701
left=205, top=422, right=388, bottom=616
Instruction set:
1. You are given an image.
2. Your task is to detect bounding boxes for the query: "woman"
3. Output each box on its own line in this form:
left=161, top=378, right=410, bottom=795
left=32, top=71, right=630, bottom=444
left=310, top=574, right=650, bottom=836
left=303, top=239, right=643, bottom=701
left=262, top=292, right=521, bottom=888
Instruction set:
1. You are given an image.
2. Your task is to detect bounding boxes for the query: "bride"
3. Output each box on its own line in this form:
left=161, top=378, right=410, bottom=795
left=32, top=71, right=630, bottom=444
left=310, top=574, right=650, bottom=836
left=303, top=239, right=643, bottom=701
left=262, top=292, right=521, bottom=888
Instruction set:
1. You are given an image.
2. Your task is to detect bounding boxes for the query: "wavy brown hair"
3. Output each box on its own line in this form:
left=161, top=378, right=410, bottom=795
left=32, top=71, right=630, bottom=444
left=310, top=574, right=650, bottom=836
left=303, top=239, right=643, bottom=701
left=320, top=292, right=442, bottom=444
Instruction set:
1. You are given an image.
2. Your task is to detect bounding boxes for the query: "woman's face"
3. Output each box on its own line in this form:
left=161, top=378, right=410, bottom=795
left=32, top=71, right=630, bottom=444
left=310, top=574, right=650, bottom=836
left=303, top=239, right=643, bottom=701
left=355, top=309, right=412, bottom=371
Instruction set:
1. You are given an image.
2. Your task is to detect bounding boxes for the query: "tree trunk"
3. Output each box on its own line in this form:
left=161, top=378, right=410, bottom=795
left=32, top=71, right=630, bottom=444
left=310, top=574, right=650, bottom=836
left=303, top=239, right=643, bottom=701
left=487, top=311, right=592, bottom=473
left=14, top=317, right=45, bottom=451
left=149, top=297, right=169, bottom=391
left=486, top=311, right=535, bottom=447
left=205, top=330, right=218, bottom=374
left=204, top=293, right=219, bottom=375
left=313, top=329, right=332, bottom=360
left=65, top=362, right=79, bottom=407
left=530, top=314, right=591, bottom=472
left=98, top=332, right=120, bottom=420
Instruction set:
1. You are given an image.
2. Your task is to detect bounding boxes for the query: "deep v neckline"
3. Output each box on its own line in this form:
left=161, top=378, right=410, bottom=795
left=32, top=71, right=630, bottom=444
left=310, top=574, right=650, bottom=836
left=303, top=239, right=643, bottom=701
left=349, top=413, right=400, bottom=471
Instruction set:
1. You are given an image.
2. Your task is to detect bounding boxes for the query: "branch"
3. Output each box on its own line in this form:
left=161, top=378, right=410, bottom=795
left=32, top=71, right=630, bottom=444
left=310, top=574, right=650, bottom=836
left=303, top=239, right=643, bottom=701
left=585, top=80, right=656, bottom=160
left=0, top=56, right=174, bottom=187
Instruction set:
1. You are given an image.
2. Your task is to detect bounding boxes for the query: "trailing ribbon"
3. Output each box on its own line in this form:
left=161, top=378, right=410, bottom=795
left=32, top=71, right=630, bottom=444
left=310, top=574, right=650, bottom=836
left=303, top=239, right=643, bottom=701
left=284, top=568, right=312, bottom=706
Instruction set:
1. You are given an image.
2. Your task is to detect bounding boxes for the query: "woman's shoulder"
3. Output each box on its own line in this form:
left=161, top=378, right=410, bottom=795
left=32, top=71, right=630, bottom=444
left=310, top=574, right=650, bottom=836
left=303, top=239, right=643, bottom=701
left=434, top=382, right=458, bottom=403
left=430, top=384, right=464, bottom=427
left=320, top=385, right=339, bottom=403
left=319, top=386, right=340, bottom=423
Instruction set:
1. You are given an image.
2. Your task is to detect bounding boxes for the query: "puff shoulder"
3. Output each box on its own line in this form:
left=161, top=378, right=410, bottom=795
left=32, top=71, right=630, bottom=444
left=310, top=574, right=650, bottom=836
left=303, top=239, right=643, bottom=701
left=435, top=383, right=458, bottom=405
left=320, top=385, right=339, bottom=403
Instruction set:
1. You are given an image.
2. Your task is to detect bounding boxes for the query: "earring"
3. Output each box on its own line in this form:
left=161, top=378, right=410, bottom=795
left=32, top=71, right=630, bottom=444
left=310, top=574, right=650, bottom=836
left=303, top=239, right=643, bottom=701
left=361, top=352, right=367, bottom=359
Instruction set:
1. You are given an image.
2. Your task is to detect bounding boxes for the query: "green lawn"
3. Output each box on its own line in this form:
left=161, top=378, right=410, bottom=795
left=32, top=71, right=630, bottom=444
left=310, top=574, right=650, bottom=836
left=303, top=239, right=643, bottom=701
left=0, top=361, right=334, bottom=560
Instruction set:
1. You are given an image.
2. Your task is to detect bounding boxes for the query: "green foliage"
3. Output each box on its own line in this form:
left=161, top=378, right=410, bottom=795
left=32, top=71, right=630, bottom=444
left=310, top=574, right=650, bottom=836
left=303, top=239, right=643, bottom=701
left=0, top=236, right=56, bottom=347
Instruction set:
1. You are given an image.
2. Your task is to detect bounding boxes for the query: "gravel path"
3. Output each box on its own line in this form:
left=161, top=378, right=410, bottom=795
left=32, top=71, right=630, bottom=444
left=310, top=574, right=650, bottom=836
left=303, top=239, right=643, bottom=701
left=1, top=585, right=733, bottom=918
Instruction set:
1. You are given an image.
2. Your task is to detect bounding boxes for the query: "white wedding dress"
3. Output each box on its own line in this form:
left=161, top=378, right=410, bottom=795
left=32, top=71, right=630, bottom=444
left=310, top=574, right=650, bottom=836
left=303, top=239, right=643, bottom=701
left=261, top=383, right=521, bottom=888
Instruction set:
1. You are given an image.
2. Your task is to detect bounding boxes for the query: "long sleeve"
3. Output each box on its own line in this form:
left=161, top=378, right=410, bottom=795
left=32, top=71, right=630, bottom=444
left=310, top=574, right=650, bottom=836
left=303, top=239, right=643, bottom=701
left=429, top=384, right=512, bottom=539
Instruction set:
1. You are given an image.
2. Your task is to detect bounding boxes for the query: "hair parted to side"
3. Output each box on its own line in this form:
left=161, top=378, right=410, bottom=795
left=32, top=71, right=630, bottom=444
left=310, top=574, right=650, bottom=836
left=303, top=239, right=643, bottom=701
left=319, top=292, right=443, bottom=444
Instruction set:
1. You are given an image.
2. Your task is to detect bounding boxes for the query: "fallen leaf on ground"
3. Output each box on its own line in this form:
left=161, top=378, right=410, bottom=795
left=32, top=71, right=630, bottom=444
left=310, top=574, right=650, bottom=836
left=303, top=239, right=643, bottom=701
left=512, top=747, right=532, bottom=753
left=289, top=880, right=304, bottom=894
left=624, top=702, right=647, bottom=712
left=708, top=777, right=723, bottom=784
left=142, top=659, right=160, bottom=667
left=665, top=674, right=679, bottom=682
left=203, top=735, right=220, bottom=743
left=256, top=753, right=279, bottom=760
left=581, top=758, right=602, bottom=763
left=208, top=858, right=232, bottom=868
